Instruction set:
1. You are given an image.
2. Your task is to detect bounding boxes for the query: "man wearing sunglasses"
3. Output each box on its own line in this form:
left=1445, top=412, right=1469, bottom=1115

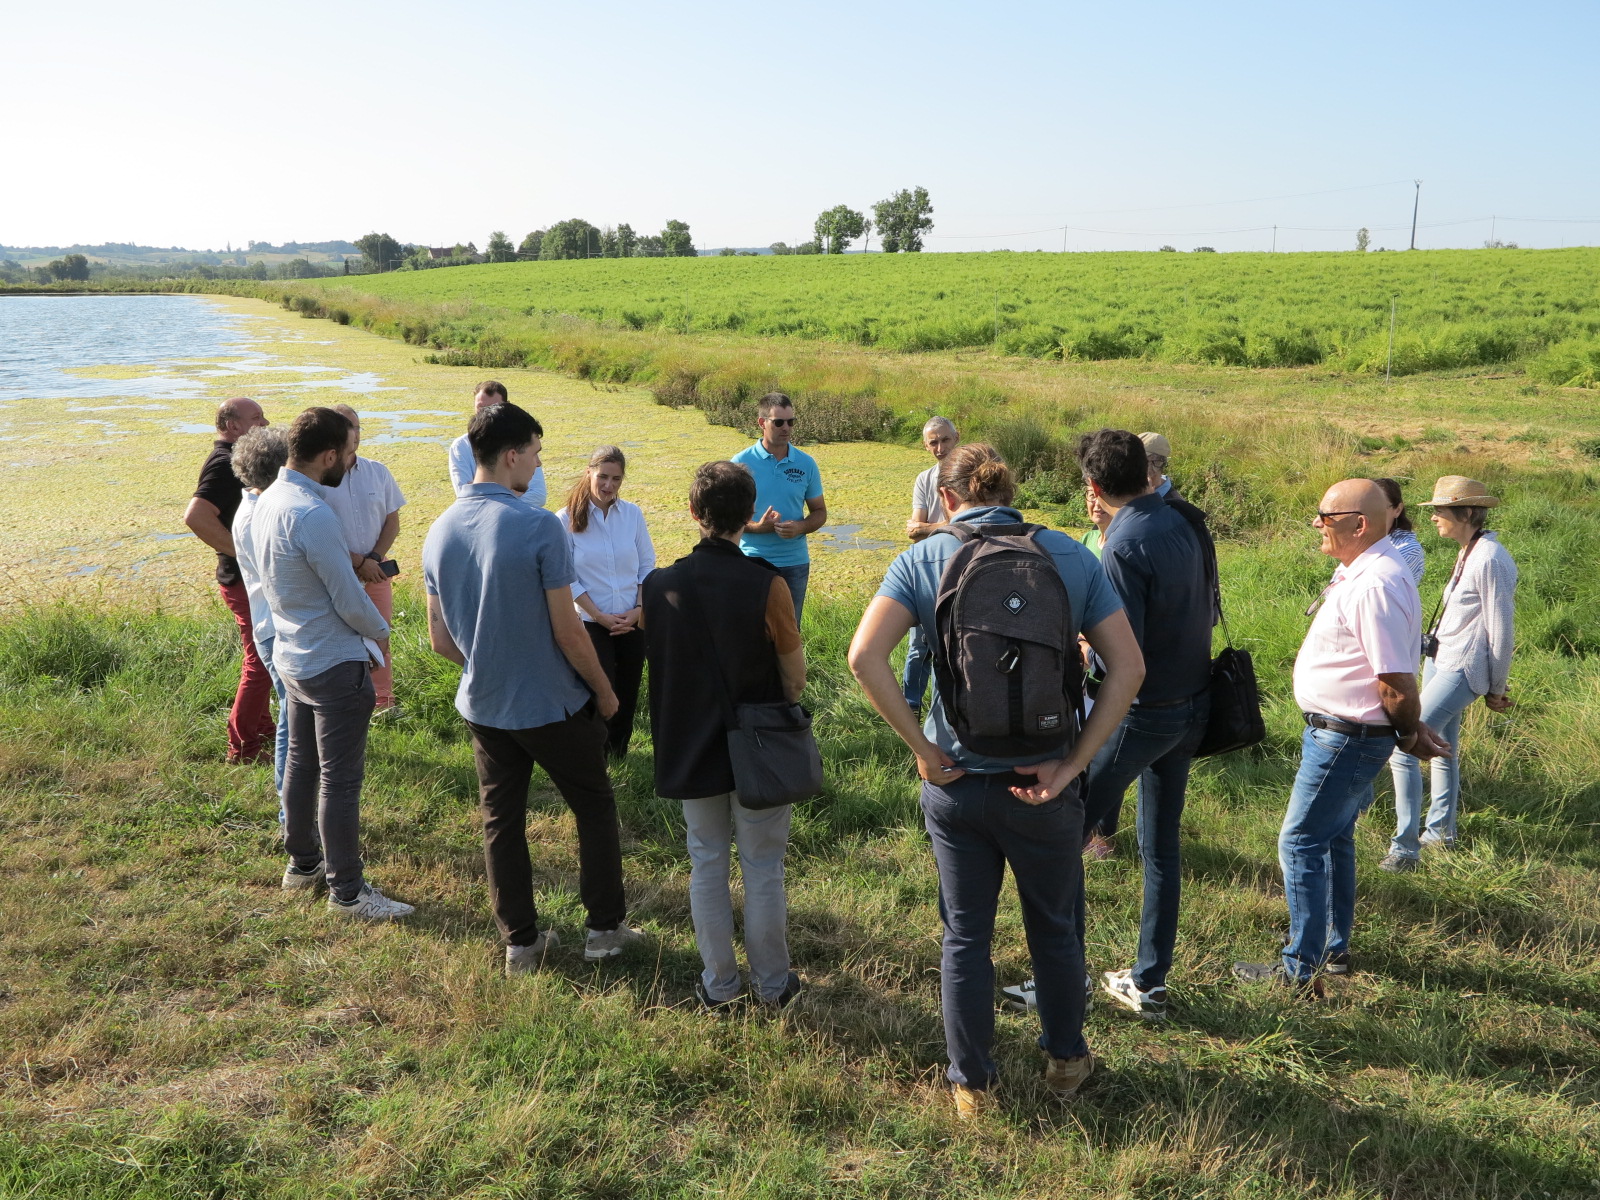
left=1234, top=478, right=1449, bottom=996
left=732, top=392, right=828, bottom=626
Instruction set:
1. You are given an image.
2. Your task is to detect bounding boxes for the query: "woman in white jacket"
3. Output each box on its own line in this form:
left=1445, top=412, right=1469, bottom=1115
left=1381, top=476, right=1517, bottom=871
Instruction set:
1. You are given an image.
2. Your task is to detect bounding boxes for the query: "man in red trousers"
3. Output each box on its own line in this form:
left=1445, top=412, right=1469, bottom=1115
left=183, top=397, right=276, bottom=764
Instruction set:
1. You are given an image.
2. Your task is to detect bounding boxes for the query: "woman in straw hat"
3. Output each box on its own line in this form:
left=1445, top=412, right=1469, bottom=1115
left=1379, top=476, right=1518, bottom=872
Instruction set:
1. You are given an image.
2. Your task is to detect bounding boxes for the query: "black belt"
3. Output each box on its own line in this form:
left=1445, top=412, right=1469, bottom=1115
left=1304, top=713, right=1396, bottom=739
left=1134, top=695, right=1192, bottom=709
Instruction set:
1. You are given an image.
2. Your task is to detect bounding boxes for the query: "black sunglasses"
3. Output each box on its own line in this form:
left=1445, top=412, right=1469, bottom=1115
left=1312, top=510, right=1363, bottom=524
left=766, top=417, right=797, bottom=427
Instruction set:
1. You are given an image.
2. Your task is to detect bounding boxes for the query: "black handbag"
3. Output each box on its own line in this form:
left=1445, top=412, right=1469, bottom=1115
left=688, top=574, right=824, bottom=810
left=1167, top=497, right=1266, bottom=758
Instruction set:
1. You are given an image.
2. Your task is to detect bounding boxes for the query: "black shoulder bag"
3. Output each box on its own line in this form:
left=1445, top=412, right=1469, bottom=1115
left=686, top=571, right=824, bottom=810
left=1167, top=497, right=1266, bottom=757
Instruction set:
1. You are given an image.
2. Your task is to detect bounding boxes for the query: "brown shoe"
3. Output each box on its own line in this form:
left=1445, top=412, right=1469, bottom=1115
left=952, top=1084, right=996, bottom=1121
left=1044, top=1051, right=1094, bottom=1101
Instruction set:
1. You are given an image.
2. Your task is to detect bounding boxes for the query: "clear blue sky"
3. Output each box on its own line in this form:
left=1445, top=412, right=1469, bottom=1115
left=5, top=0, right=1597, bottom=252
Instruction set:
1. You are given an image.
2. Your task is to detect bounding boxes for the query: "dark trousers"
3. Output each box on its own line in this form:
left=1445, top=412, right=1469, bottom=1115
left=219, top=580, right=277, bottom=763
left=921, top=771, right=1088, bottom=1090
left=583, top=623, right=646, bottom=758
left=282, top=659, right=375, bottom=901
left=1078, top=692, right=1209, bottom=992
left=467, top=706, right=626, bottom=946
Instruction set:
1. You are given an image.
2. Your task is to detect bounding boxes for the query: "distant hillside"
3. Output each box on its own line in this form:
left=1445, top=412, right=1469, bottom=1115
left=0, top=240, right=358, bottom=267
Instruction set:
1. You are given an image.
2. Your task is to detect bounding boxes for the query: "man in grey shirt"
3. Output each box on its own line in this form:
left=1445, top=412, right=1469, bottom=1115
left=901, top=416, right=958, bottom=711
left=253, top=406, right=413, bottom=920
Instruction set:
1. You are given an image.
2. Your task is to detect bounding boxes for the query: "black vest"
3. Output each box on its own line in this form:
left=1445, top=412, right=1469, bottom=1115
left=642, top=538, right=786, bottom=799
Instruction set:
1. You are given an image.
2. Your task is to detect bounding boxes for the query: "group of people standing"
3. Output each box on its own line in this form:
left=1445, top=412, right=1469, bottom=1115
left=185, top=384, right=1518, bottom=1117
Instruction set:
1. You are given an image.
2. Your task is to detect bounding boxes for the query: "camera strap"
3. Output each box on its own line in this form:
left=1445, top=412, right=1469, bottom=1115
left=1426, top=530, right=1484, bottom=639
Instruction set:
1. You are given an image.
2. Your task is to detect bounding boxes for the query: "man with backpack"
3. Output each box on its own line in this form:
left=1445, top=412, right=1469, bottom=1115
left=848, top=443, right=1144, bottom=1119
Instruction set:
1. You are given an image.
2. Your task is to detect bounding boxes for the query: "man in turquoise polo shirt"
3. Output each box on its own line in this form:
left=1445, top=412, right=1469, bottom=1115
left=732, top=392, right=827, bottom=625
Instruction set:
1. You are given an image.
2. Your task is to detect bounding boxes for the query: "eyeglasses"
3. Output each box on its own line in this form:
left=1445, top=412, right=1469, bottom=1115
left=1311, top=510, right=1363, bottom=525
left=765, top=417, right=796, bottom=427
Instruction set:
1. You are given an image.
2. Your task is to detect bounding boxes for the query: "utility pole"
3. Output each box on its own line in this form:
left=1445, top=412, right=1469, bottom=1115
left=1272, top=225, right=1277, bottom=253
left=1409, top=180, right=1422, bottom=250
left=1062, top=225, right=1069, bottom=253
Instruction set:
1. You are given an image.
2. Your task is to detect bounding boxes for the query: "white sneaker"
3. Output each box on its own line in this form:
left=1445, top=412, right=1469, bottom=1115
left=1001, top=974, right=1095, bottom=1013
left=281, top=860, right=326, bottom=891
left=506, top=930, right=559, bottom=975
left=327, top=882, right=415, bottom=921
left=1102, top=968, right=1167, bottom=1019
left=584, top=924, right=646, bottom=960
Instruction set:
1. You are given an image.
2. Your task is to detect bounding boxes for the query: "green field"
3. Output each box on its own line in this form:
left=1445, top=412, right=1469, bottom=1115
left=4, top=290, right=1599, bottom=1197
left=307, top=249, right=1600, bottom=377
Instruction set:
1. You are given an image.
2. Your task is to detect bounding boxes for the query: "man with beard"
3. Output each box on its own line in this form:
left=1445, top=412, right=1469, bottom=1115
left=253, top=407, right=413, bottom=920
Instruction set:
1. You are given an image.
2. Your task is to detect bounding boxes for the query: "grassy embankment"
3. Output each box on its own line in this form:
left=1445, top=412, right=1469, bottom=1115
left=3, top=267, right=1599, bottom=1196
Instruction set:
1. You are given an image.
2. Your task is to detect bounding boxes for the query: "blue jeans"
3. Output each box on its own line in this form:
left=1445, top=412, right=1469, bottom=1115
left=256, top=634, right=289, bottom=797
left=1389, top=660, right=1478, bottom=858
left=921, top=772, right=1087, bottom=1089
left=1280, top=724, right=1396, bottom=980
left=902, top=623, right=933, bottom=710
left=773, top=563, right=810, bottom=629
left=1078, top=692, right=1209, bottom=991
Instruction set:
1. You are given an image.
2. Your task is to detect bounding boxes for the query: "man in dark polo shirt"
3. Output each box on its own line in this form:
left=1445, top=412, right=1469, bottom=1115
left=1008, top=430, right=1214, bottom=1020
left=1075, top=428, right=1214, bottom=1018
left=182, top=397, right=275, bottom=764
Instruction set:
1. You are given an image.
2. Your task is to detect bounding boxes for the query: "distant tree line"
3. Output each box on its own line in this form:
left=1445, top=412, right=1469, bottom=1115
left=771, top=187, right=935, bottom=256
left=351, top=219, right=699, bottom=274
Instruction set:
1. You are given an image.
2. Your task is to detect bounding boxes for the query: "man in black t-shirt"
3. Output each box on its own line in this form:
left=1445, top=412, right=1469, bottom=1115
left=183, top=397, right=276, bottom=764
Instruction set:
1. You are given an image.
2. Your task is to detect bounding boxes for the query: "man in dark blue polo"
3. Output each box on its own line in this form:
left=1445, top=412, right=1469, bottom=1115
left=732, top=392, right=827, bottom=626
left=1075, top=428, right=1214, bottom=1018
left=1002, top=429, right=1212, bottom=1019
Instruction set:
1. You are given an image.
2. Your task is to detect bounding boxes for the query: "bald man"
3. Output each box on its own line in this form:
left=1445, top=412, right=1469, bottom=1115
left=1234, top=479, right=1449, bottom=996
left=184, top=397, right=276, bottom=763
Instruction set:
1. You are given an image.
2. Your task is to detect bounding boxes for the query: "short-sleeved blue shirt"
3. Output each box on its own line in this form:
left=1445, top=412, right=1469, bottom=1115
left=876, top=505, right=1124, bottom=772
left=732, top=440, right=823, bottom=568
left=422, top=482, right=588, bottom=730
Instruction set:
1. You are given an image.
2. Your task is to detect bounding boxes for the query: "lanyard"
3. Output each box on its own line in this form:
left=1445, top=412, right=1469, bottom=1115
left=1426, top=531, right=1485, bottom=637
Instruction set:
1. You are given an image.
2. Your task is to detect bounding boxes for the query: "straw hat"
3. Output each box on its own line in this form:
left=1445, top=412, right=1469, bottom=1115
left=1419, top=475, right=1500, bottom=508
left=1139, top=432, right=1171, bottom=459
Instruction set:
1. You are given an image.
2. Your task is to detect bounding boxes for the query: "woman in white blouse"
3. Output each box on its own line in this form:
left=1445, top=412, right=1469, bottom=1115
left=557, top=446, right=656, bottom=758
left=1381, top=476, right=1517, bottom=871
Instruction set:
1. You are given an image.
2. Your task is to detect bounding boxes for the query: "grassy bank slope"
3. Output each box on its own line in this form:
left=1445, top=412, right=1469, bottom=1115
left=1, top=573, right=1597, bottom=1198
left=304, top=250, right=1600, bottom=376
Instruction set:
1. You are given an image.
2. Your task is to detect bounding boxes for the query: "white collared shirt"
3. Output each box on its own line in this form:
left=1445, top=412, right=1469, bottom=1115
left=1292, top=539, right=1421, bottom=725
left=321, top=455, right=406, bottom=556
left=556, top=498, right=656, bottom=620
left=448, top=434, right=546, bottom=508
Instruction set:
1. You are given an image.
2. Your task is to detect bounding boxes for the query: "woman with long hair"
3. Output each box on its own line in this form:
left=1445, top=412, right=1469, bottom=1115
left=556, top=446, right=656, bottom=758
left=1381, top=476, right=1517, bottom=871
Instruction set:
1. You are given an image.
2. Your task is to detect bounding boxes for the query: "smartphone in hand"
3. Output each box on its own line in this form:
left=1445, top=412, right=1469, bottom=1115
left=379, top=559, right=400, bottom=578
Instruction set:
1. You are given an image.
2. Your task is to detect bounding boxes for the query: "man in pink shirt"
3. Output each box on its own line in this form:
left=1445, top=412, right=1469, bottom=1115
left=1234, top=479, right=1449, bottom=994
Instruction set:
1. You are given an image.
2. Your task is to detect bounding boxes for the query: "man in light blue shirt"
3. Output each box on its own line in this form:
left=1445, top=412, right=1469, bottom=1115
left=447, top=380, right=547, bottom=507
left=253, top=406, right=412, bottom=922
left=847, top=443, right=1144, bottom=1115
left=424, top=401, right=643, bottom=974
left=732, top=392, right=826, bottom=625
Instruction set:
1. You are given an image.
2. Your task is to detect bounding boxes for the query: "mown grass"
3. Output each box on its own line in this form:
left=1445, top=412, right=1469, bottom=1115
left=2, top=529, right=1597, bottom=1198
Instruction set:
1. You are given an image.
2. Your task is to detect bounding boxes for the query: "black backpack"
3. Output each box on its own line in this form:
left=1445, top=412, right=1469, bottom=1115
left=931, top=522, right=1080, bottom=758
